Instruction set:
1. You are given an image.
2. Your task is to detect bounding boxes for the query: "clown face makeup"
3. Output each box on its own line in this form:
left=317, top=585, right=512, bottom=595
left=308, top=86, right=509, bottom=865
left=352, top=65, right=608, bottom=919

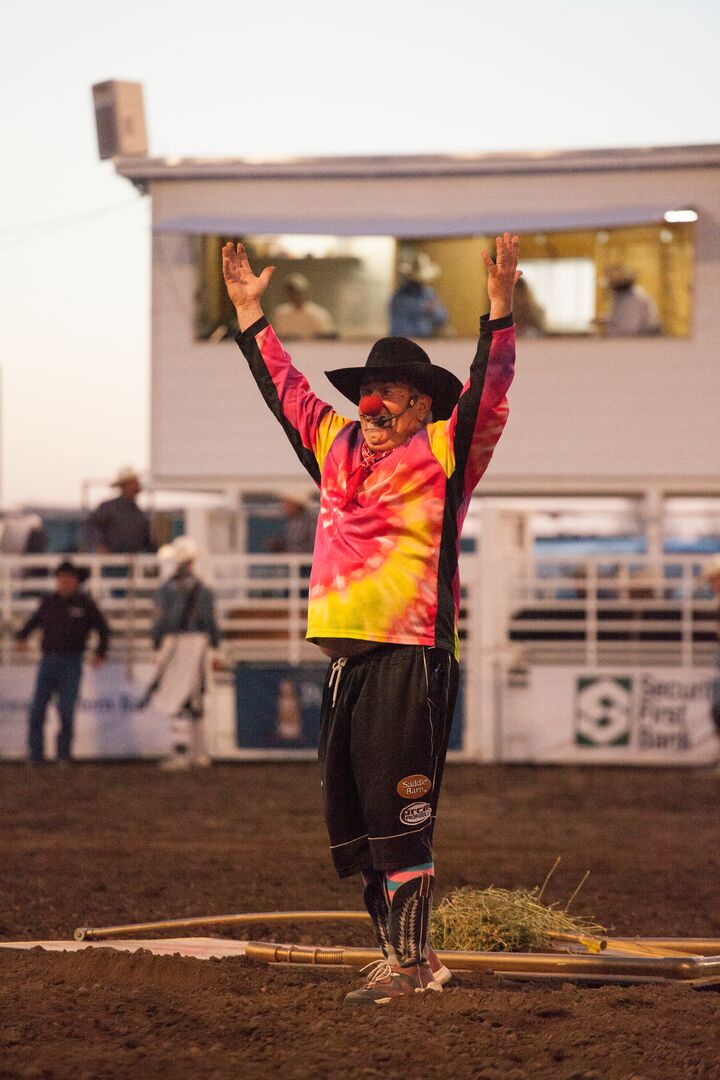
left=358, top=382, right=430, bottom=449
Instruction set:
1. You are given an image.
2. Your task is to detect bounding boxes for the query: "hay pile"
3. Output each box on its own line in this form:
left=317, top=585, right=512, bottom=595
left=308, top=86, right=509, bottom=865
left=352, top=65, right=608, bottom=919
left=430, top=885, right=605, bottom=953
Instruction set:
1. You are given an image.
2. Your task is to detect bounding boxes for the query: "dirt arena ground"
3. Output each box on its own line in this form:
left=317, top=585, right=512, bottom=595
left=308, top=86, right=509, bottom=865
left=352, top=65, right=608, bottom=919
left=1, top=762, right=719, bottom=1080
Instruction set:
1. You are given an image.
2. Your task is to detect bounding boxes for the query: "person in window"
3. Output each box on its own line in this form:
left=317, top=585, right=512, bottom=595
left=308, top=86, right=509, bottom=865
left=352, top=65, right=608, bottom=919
left=512, top=277, right=547, bottom=337
left=601, top=265, right=661, bottom=337
left=223, top=233, right=519, bottom=1005
left=272, top=273, right=335, bottom=340
left=16, top=560, right=109, bottom=764
left=389, top=252, right=448, bottom=338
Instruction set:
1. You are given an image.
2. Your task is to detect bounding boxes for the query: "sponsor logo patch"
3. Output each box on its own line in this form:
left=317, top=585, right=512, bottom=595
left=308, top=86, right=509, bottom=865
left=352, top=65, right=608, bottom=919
left=399, top=801, right=432, bottom=826
left=396, top=774, right=432, bottom=799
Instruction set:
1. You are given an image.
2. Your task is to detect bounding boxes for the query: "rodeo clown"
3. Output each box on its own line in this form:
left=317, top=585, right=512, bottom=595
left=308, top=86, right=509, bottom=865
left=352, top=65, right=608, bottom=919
left=223, top=234, right=519, bottom=1005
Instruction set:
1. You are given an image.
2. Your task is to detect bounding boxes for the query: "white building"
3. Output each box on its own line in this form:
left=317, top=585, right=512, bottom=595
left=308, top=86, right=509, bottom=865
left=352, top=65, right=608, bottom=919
left=112, top=143, right=720, bottom=517
left=5, top=141, right=716, bottom=765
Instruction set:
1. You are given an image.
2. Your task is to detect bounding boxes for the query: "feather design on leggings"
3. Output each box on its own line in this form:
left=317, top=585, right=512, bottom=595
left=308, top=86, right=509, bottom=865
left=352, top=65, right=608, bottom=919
left=389, top=874, right=434, bottom=966
left=396, top=891, right=420, bottom=963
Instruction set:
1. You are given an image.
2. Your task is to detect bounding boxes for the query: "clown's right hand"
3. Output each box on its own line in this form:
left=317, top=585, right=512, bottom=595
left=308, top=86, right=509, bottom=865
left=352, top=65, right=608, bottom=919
left=222, top=242, right=276, bottom=329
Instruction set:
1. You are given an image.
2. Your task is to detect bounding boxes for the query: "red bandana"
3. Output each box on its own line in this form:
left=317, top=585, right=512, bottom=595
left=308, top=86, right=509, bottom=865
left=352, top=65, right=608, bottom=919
left=341, top=441, right=397, bottom=508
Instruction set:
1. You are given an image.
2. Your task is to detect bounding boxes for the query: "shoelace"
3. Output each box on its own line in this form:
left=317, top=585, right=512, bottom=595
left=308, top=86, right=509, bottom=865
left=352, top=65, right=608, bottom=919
left=358, top=959, right=394, bottom=986
left=327, top=656, right=348, bottom=707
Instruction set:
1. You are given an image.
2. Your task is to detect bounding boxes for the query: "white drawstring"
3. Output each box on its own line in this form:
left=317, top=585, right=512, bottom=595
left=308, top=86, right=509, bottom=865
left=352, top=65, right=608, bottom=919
left=328, top=656, right=348, bottom=707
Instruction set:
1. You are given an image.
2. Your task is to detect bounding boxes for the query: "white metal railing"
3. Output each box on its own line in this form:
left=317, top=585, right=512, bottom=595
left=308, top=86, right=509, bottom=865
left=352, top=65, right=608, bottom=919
left=502, top=554, right=717, bottom=668
left=1, top=552, right=716, bottom=672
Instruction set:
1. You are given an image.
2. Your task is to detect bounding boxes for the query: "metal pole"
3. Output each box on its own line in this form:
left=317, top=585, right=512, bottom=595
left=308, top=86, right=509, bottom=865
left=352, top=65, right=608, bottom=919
left=74, top=909, right=371, bottom=941
left=245, top=941, right=720, bottom=985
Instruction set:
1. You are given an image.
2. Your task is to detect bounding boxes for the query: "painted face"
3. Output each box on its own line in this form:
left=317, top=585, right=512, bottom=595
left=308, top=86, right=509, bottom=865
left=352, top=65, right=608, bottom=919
left=358, top=381, right=430, bottom=450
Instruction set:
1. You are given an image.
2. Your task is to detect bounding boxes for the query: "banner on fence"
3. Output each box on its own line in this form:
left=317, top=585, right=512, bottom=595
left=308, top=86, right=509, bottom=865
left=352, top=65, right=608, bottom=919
left=235, top=664, right=464, bottom=752
left=502, top=666, right=718, bottom=764
left=0, top=664, right=171, bottom=759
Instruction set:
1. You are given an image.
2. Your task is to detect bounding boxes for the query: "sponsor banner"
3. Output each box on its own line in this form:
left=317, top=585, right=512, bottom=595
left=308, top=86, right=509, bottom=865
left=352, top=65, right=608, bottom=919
left=0, top=664, right=172, bottom=760
left=235, top=664, right=464, bottom=751
left=502, top=666, right=718, bottom=765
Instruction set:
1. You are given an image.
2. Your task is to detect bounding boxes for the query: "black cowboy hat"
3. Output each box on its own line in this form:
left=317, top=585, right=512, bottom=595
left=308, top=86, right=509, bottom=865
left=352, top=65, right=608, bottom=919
left=325, top=337, right=463, bottom=422
left=55, top=560, right=90, bottom=583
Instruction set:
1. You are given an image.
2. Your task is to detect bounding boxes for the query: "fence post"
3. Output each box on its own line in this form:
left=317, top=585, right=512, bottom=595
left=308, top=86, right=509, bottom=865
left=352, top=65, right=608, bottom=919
left=288, top=556, right=302, bottom=666
left=463, top=508, right=515, bottom=763
left=681, top=561, right=693, bottom=668
left=586, top=559, right=598, bottom=667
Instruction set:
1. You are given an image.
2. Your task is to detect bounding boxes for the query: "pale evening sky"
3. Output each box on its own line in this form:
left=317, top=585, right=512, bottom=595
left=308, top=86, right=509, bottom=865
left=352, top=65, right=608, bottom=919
left=0, top=0, right=717, bottom=505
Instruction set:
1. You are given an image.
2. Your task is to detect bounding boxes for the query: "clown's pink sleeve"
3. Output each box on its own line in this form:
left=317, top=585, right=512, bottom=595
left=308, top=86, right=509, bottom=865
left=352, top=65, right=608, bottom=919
left=236, top=317, right=350, bottom=483
left=439, top=314, right=515, bottom=497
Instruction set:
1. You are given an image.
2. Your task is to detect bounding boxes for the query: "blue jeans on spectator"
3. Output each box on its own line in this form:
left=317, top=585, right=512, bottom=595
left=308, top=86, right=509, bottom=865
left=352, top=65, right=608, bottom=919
left=28, top=653, right=84, bottom=762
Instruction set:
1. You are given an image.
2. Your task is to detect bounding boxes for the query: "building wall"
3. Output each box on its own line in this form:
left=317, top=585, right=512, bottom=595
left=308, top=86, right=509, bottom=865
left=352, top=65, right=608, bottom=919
left=149, top=164, right=720, bottom=491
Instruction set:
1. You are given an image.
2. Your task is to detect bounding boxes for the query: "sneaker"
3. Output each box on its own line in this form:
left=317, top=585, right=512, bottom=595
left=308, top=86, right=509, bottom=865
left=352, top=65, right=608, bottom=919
left=428, top=948, right=455, bottom=987
left=159, top=753, right=191, bottom=771
left=344, top=960, right=442, bottom=1006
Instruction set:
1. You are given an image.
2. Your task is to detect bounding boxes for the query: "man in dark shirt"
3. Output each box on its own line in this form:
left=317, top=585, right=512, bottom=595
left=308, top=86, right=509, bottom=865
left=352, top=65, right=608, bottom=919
left=86, top=467, right=155, bottom=554
left=16, top=561, right=110, bottom=763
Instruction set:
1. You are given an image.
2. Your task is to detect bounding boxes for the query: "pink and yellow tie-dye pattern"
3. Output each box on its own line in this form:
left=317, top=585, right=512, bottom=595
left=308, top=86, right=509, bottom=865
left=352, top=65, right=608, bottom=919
left=237, top=317, right=515, bottom=659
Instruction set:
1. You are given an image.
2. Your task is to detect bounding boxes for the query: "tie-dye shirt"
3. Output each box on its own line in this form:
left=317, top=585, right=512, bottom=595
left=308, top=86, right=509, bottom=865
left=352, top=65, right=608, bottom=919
left=236, top=314, right=515, bottom=658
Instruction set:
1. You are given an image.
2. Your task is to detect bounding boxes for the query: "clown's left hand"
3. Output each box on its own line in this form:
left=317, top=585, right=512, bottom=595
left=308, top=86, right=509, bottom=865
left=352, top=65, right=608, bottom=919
left=481, top=233, right=522, bottom=320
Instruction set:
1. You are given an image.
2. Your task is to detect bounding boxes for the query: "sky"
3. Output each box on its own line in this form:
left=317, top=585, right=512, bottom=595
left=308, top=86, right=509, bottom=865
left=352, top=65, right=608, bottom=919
left=1, top=0, right=718, bottom=505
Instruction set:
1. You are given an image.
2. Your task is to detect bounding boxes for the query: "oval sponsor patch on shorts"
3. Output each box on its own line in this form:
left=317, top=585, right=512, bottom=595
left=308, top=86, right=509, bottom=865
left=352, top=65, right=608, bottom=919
left=399, top=802, right=432, bottom=826
left=396, top=774, right=432, bottom=800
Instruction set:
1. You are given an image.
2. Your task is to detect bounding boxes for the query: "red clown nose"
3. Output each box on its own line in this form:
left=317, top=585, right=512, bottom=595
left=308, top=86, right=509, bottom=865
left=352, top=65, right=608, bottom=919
left=359, top=393, right=385, bottom=416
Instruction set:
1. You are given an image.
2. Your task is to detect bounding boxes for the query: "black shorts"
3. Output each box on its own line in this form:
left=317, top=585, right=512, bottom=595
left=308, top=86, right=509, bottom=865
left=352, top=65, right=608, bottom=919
left=318, top=644, right=459, bottom=878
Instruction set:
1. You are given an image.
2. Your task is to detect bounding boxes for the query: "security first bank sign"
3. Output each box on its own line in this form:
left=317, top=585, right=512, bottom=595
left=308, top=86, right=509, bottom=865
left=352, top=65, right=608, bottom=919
left=501, top=668, right=718, bottom=765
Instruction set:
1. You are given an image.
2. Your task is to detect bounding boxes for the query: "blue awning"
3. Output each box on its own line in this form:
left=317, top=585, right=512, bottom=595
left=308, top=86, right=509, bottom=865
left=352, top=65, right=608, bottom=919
left=153, top=206, right=678, bottom=238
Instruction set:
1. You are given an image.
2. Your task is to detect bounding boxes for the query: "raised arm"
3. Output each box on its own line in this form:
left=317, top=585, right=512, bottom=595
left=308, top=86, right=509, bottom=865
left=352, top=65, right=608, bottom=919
left=222, top=241, right=277, bottom=332
left=223, top=243, right=348, bottom=483
left=430, top=234, right=520, bottom=495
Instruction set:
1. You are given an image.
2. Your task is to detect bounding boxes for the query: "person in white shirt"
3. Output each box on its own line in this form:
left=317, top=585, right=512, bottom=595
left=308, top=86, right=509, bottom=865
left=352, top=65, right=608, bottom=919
left=602, top=265, right=661, bottom=337
left=272, top=273, right=335, bottom=340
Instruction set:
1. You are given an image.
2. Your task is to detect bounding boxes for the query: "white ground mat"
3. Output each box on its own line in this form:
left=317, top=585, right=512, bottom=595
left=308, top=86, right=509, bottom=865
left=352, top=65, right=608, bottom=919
left=0, top=937, right=248, bottom=959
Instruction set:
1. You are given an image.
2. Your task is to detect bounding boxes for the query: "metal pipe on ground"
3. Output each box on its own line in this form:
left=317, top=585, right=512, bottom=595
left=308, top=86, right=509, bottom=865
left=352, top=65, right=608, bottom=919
left=245, top=941, right=720, bottom=986
left=73, top=912, right=720, bottom=961
left=548, top=932, right=700, bottom=958
left=74, top=910, right=370, bottom=941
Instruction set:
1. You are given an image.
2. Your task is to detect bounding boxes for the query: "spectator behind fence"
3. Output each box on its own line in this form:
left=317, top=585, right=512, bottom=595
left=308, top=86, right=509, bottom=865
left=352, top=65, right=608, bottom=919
left=389, top=251, right=448, bottom=338
left=272, top=273, right=336, bottom=341
left=601, top=265, right=661, bottom=337
left=85, top=467, right=155, bottom=554
left=512, top=277, right=547, bottom=338
left=15, top=560, right=109, bottom=764
left=266, top=491, right=317, bottom=554
left=704, top=556, right=720, bottom=741
left=143, top=537, right=220, bottom=770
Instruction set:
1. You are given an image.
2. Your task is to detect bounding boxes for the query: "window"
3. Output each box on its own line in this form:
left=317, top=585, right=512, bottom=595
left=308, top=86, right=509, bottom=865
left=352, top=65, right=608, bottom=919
left=196, top=221, right=694, bottom=342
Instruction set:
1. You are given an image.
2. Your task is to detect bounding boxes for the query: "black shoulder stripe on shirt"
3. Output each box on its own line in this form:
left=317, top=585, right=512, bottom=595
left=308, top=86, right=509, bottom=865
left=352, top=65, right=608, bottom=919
left=433, top=477, right=462, bottom=652
left=235, top=321, right=321, bottom=486
left=433, top=314, right=513, bottom=649
left=452, top=313, right=513, bottom=489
